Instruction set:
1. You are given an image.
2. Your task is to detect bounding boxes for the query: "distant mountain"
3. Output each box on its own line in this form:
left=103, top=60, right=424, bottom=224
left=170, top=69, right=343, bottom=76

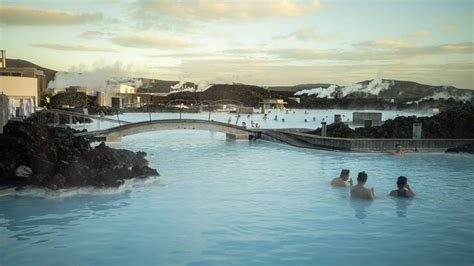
left=290, top=79, right=473, bottom=103
left=168, top=84, right=280, bottom=107
left=6, top=58, right=57, bottom=85
left=5, top=59, right=472, bottom=103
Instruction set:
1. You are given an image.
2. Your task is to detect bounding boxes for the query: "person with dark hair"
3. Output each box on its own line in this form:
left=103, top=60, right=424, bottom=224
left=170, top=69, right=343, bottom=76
left=330, top=169, right=353, bottom=187
left=393, top=143, right=404, bottom=156
left=389, top=176, right=415, bottom=198
left=350, top=171, right=374, bottom=200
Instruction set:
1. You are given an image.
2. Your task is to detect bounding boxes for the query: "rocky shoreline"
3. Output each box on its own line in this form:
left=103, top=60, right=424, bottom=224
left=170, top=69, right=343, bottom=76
left=0, top=120, right=158, bottom=189
left=311, top=105, right=474, bottom=153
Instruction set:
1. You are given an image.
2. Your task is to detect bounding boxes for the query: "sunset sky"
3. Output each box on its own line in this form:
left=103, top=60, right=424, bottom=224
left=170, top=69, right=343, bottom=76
left=0, top=0, right=472, bottom=89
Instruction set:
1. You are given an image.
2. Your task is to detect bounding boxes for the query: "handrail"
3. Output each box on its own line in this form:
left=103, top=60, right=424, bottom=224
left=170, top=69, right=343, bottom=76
left=43, top=109, right=132, bottom=124
left=75, top=119, right=251, bottom=137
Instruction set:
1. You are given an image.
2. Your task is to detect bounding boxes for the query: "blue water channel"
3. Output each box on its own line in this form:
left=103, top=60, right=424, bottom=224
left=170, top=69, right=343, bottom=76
left=1, top=110, right=473, bottom=265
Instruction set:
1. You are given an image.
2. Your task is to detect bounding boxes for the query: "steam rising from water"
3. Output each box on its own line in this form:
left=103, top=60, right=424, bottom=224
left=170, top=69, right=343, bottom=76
left=407, top=90, right=473, bottom=104
left=47, top=62, right=142, bottom=92
left=295, top=78, right=473, bottom=102
left=170, top=79, right=212, bottom=94
left=295, top=78, right=393, bottom=98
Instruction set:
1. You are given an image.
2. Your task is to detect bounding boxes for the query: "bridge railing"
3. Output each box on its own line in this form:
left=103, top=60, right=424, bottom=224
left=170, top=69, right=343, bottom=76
left=37, top=108, right=131, bottom=125
left=120, top=99, right=248, bottom=126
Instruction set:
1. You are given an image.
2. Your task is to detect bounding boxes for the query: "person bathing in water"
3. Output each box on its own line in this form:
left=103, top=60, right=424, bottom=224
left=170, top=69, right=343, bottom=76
left=393, top=144, right=404, bottom=156
left=330, top=169, right=353, bottom=187
left=389, top=176, right=415, bottom=198
left=350, top=171, right=374, bottom=200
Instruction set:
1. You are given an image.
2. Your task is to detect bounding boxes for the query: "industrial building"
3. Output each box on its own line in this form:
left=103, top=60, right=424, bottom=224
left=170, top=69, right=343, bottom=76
left=96, top=84, right=141, bottom=108
left=0, top=50, right=43, bottom=106
left=48, top=81, right=141, bottom=108
left=260, top=99, right=288, bottom=110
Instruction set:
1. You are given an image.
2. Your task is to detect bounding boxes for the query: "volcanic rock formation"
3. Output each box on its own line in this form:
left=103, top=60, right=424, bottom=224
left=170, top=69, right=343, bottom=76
left=0, top=120, right=158, bottom=189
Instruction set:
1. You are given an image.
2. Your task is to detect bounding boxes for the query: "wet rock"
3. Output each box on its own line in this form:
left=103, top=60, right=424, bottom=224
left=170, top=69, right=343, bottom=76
left=50, top=92, right=92, bottom=108
left=15, top=165, right=32, bottom=178
left=0, top=119, right=159, bottom=189
left=314, top=122, right=356, bottom=138
left=311, top=105, right=474, bottom=139
left=445, top=148, right=460, bottom=153
left=446, top=143, right=474, bottom=154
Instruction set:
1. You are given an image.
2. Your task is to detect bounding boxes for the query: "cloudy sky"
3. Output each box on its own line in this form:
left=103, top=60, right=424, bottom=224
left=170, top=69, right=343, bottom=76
left=0, top=0, right=472, bottom=88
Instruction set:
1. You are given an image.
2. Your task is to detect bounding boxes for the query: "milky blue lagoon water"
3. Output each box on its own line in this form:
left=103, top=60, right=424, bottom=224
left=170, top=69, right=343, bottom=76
left=1, top=110, right=473, bottom=265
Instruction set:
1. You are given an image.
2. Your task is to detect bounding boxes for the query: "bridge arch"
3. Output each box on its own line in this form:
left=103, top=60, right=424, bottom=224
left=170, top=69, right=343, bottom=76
left=76, top=119, right=252, bottom=142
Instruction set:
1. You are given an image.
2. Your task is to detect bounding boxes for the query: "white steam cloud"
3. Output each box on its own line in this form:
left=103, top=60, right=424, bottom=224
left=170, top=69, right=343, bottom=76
left=294, top=78, right=394, bottom=98
left=48, top=62, right=141, bottom=92
left=408, top=90, right=474, bottom=104
left=294, top=84, right=338, bottom=97
left=169, top=79, right=213, bottom=94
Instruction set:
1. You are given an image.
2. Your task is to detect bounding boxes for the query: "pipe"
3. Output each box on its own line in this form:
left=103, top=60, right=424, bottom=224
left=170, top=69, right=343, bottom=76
left=1, top=50, right=6, bottom=68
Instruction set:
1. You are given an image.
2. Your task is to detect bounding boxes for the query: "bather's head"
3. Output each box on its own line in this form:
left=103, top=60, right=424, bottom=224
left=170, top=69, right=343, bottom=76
left=395, top=144, right=402, bottom=151
left=340, top=169, right=350, bottom=181
left=396, top=176, right=408, bottom=188
left=357, top=171, right=368, bottom=184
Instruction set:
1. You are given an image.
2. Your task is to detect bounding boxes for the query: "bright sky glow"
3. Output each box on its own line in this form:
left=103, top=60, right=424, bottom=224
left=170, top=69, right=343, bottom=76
left=0, top=0, right=472, bottom=88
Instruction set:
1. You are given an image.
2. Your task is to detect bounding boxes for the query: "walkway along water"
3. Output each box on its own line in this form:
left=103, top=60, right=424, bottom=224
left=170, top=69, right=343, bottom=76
left=75, top=119, right=474, bottom=152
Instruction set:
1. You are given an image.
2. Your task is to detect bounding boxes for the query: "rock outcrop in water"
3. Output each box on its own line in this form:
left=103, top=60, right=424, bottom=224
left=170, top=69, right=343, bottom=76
left=313, top=105, right=474, bottom=139
left=0, top=120, right=158, bottom=189
left=445, top=143, right=474, bottom=154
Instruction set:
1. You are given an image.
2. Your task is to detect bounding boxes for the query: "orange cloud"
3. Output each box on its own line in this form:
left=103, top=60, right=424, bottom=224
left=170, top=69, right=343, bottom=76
left=112, top=35, right=199, bottom=49
left=135, top=0, right=323, bottom=22
left=413, top=30, right=432, bottom=37
left=0, top=4, right=102, bottom=25
left=32, top=43, right=116, bottom=52
left=273, top=27, right=337, bottom=42
left=369, top=39, right=416, bottom=49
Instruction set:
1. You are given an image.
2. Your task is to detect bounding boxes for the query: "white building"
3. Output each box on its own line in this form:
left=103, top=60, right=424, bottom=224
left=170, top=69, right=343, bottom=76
left=97, top=84, right=140, bottom=108
left=0, top=76, right=39, bottom=106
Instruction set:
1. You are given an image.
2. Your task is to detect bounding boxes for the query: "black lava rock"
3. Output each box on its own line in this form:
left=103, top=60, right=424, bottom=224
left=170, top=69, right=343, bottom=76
left=311, top=105, right=474, bottom=139
left=0, top=120, right=159, bottom=189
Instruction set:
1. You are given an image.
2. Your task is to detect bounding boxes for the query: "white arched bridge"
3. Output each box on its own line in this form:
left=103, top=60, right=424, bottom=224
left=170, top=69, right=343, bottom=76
left=75, top=119, right=253, bottom=142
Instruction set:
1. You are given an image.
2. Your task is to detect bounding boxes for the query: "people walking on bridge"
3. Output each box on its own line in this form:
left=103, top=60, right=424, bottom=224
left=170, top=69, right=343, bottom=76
left=227, top=116, right=232, bottom=124
left=274, top=115, right=278, bottom=121
left=251, top=120, right=255, bottom=128
left=241, top=122, right=247, bottom=129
